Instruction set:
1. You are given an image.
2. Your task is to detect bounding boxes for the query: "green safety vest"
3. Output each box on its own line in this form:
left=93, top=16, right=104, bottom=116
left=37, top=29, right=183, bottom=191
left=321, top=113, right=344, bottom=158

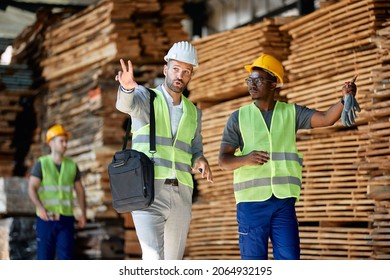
left=233, top=101, right=303, bottom=204
left=132, top=89, right=198, bottom=188
left=38, top=155, right=76, bottom=216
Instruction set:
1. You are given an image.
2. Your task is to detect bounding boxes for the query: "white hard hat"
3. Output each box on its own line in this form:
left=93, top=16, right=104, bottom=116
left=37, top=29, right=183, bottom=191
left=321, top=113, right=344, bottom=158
left=164, top=41, right=198, bottom=67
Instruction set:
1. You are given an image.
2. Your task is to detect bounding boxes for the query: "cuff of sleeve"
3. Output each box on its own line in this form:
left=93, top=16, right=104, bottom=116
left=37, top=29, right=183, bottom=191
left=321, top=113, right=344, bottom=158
left=120, top=85, right=135, bottom=93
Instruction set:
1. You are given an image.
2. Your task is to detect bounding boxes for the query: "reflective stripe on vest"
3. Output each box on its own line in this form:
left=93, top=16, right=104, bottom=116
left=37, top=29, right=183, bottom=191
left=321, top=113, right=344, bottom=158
left=233, top=102, right=303, bottom=203
left=39, top=155, right=76, bottom=216
left=132, top=89, right=198, bottom=188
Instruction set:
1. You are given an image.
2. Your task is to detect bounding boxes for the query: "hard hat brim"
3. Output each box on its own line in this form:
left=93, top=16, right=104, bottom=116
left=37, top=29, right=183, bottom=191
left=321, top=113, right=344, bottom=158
left=244, top=64, right=283, bottom=86
left=46, top=132, right=71, bottom=144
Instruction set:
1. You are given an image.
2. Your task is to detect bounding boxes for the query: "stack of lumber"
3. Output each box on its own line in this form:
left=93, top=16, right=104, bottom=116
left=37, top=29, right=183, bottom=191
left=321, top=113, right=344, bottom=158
left=74, top=219, right=125, bottom=260
left=185, top=202, right=239, bottom=260
left=0, top=65, right=35, bottom=176
left=186, top=0, right=390, bottom=260
left=122, top=213, right=141, bottom=260
left=369, top=199, right=390, bottom=259
left=188, top=17, right=294, bottom=108
left=279, top=0, right=388, bottom=116
left=279, top=0, right=390, bottom=259
left=296, top=130, right=374, bottom=222
left=363, top=19, right=390, bottom=260
left=8, top=8, right=81, bottom=177
left=0, top=218, right=12, bottom=260
left=0, top=177, right=35, bottom=215
left=299, top=226, right=373, bottom=259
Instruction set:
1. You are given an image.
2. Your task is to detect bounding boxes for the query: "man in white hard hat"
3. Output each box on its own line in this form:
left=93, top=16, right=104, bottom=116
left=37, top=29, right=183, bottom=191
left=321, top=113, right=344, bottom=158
left=28, top=124, right=87, bottom=259
left=219, top=54, right=359, bottom=260
left=115, top=41, right=213, bottom=260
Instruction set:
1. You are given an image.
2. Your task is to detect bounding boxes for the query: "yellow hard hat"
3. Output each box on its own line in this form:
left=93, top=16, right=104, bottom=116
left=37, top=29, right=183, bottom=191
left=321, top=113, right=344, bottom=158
left=244, top=54, right=284, bottom=87
left=46, top=124, right=71, bottom=144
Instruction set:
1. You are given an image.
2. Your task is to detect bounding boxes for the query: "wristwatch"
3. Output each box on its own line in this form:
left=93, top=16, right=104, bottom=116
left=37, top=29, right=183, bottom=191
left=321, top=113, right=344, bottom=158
left=120, top=85, right=135, bottom=93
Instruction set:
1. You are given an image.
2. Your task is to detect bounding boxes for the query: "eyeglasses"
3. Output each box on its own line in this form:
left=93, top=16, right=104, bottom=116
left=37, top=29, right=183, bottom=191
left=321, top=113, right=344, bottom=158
left=245, top=77, right=275, bottom=87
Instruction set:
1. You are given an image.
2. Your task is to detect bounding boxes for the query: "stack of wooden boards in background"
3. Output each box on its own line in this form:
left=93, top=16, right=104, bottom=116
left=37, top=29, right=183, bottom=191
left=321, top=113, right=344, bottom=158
left=186, top=0, right=390, bottom=260
left=187, top=16, right=293, bottom=108
left=0, top=65, right=35, bottom=176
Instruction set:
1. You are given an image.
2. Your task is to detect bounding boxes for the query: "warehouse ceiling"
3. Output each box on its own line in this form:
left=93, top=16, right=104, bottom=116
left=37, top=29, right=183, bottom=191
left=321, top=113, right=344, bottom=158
left=0, top=0, right=100, bottom=39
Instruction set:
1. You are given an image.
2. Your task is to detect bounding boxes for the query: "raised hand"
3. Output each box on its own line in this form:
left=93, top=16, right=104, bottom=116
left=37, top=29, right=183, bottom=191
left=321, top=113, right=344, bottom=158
left=115, top=59, right=138, bottom=91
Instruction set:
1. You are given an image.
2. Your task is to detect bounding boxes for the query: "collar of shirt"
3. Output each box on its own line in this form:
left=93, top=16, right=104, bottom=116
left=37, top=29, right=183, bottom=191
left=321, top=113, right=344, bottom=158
left=161, top=85, right=183, bottom=109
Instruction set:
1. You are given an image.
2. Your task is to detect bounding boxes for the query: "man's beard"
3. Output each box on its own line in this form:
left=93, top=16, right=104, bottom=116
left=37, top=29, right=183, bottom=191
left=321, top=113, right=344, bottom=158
left=167, top=78, right=186, bottom=93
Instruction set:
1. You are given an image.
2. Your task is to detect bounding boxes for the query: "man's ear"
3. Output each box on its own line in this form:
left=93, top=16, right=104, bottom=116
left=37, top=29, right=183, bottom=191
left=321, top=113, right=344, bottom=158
left=163, top=64, right=168, bottom=76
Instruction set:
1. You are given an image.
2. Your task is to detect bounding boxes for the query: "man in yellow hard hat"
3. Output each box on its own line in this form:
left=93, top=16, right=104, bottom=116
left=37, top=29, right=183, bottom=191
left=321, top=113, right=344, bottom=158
left=28, top=124, right=86, bottom=260
left=115, top=41, right=213, bottom=260
left=218, top=54, right=358, bottom=260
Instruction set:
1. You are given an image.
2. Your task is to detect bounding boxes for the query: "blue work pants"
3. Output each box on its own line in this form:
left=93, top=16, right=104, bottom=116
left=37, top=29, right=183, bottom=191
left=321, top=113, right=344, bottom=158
left=237, top=195, right=300, bottom=260
left=36, top=215, right=75, bottom=260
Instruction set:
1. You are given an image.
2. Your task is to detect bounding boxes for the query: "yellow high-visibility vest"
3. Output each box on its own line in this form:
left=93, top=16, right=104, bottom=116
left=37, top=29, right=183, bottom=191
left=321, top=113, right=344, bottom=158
left=39, top=155, right=76, bottom=216
left=233, top=101, right=303, bottom=204
left=132, top=89, right=198, bottom=188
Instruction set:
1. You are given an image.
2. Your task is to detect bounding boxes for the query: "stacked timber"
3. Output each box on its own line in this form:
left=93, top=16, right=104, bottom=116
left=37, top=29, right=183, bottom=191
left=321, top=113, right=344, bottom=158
left=364, top=20, right=390, bottom=260
left=0, top=65, right=35, bottom=176
left=299, top=226, right=373, bottom=259
left=279, top=0, right=390, bottom=259
left=185, top=0, right=390, bottom=260
left=188, top=17, right=294, bottom=108
left=122, top=213, right=142, bottom=260
left=0, top=218, right=12, bottom=260
left=0, top=177, right=35, bottom=215
left=185, top=202, right=239, bottom=260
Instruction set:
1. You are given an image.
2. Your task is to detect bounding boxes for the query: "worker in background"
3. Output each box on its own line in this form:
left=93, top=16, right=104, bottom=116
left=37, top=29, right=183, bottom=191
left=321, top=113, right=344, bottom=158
left=115, top=41, right=213, bottom=260
left=218, top=54, right=358, bottom=260
left=28, top=124, right=87, bottom=260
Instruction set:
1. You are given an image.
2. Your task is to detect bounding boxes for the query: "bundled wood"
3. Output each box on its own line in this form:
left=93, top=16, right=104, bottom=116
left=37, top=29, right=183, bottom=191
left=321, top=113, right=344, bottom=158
left=370, top=200, right=390, bottom=259
left=0, top=218, right=12, bottom=260
left=296, top=130, right=374, bottom=222
left=122, top=213, right=141, bottom=260
left=299, top=226, right=373, bottom=259
left=0, top=177, right=35, bottom=215
left=279, top=0, right=390, bottom=126
left=0, top=65, right=35, bottom=177
left=358, top=19, right=390, bottom=259
left=185, top=201, right=240, bottom=260
left=188, top=17, right=295, bottom=107
left=194, top=95, right=251, bottom=203
left=74, top=219, right=125, bottom=260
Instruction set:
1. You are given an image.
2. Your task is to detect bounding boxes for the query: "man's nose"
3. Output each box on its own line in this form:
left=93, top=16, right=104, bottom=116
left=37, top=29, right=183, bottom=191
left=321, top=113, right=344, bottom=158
left=176, top=71, right=185, bottom=79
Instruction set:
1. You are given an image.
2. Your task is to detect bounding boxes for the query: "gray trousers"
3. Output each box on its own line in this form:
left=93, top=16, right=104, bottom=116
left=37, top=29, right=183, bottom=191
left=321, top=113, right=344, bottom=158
left=131, top=179, right=193, bottom=260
